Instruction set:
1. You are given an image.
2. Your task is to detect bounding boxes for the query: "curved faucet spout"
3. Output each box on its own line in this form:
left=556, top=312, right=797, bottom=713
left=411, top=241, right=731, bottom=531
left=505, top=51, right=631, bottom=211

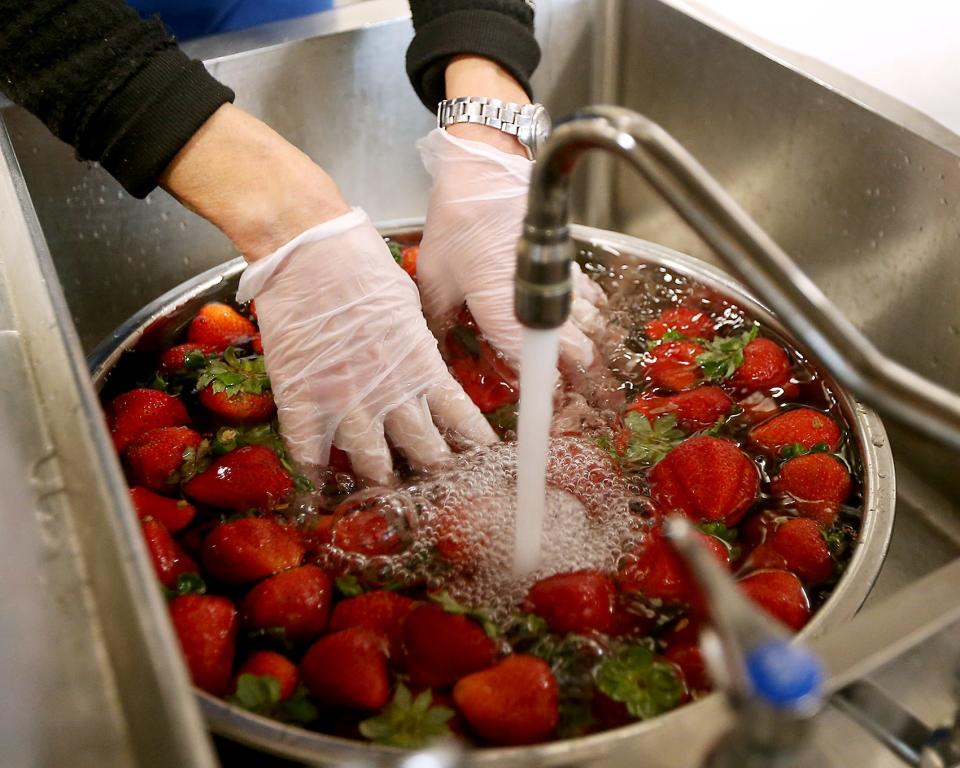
left=514, top=105, right=960, bottom=451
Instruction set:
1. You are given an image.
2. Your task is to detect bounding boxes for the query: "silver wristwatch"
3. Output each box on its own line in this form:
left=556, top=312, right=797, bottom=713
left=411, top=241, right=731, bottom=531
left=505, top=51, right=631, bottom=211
left=437, top=97, right=551, bottom=160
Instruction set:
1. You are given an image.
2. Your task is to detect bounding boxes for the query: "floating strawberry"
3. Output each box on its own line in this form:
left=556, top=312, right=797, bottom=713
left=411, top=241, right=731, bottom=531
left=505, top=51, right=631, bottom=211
left=359, top=684, right=455, bottom=747
left=234, top=651, right=299, bottom=703
left=402, top=602, right=499, bottom=689
left=446, top=325, right=518, bottom=414
left=169, top=595, right=238, bottom=696
left=738, top=569, right=810, bottom=631
left=300, top=627, right=390, bottom=710
left=648, top=436, right=759, bottom=525
left=195, top=348, right=275, bottom=424
left=125, top=426, right=203, bottom=492
left=594, top=645, right=686, bottom=722
left=527, top=570, right=616, bottom=635
left=329, top=590, right=416, bottom=660
left=727, top=337, right=795, bottom=395
left=645, top=340, right=706, bottom=391
left=771, top=453, right=851, bottom=525
left=618, top=528, right=728, bottom=604
left=453, top=655, right=558, bottom=746
left=129, top=486, right=196, bottom=533
left=141, top=517, right=200, bottom=590
left=662, top=642, right=710, bottom=692
left=330, top=494, right=412, bottom=556
left=158, top=343, right=216, bottom=375
left=187, top=302, right=257, bottom=352
left=202, top=516, right=304, bottom=584
left=106, top=388, right=189, bottom=453
left=749, top=409, right=841, bottom=456
left=241, top=565, right=332, bottom=644
left=185, top=445, right=293, bottom=512
left=767, top=517, right=835, bottom=586
left=626, top=386, right=733, bottom=433
left=645, top=306, right=715, bottom=341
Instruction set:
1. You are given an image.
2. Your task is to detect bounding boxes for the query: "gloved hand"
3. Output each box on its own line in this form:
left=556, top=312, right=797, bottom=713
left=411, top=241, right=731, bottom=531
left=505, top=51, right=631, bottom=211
left=236, top=208, right=497, bottom=485
left=415, top=129, right=606, bottom=369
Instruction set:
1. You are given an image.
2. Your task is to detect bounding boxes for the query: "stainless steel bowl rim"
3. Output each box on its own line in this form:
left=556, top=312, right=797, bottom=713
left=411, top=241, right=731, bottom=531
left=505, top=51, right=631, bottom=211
left=89, top=221, right=896, bottom=767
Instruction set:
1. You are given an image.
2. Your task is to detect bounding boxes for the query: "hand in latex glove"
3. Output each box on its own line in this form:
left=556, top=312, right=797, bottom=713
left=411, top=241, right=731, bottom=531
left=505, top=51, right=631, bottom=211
left=236, top=208, right=497, bottom=485
left=415, top=129, right=606, bottom=369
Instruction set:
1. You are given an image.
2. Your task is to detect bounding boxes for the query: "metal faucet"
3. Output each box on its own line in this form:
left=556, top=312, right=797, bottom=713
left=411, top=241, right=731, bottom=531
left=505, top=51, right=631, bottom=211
left=514, top=105, right=960, bottom=451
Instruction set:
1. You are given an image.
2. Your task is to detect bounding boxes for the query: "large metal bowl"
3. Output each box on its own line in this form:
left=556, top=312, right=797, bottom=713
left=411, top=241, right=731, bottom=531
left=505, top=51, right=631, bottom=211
left=89, top=223, right=895, bottom=767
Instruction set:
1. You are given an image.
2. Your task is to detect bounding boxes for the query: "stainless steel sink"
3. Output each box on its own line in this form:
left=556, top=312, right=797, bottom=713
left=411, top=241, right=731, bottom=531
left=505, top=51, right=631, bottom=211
left=2, top=1, right=959, bottom=765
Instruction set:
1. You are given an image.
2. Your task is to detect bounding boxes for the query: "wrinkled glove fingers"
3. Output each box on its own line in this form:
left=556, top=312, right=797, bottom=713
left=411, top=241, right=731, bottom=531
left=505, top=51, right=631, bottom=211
left=426, top=380, right=498, bottom=446
left=335, top=412, right=395, bottom=487
left=384, top=397, right=453, bottom=471
left=558, top=310, right=598, bottom=369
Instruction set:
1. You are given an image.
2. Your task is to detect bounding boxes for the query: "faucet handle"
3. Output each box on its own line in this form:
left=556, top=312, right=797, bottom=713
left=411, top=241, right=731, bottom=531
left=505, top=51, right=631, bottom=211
left=665, top=517, right=824, bottom=712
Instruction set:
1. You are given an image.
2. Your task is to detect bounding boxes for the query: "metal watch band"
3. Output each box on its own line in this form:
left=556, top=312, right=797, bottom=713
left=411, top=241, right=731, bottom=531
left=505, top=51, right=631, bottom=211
left=437, top=97, right=540, bottom=138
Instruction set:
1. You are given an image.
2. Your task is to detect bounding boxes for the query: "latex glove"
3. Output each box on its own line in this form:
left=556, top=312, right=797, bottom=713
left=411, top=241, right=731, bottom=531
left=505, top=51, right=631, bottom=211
left=415, top=129, right=606, bottom=369
left=236, top=208, right=496, bottom=485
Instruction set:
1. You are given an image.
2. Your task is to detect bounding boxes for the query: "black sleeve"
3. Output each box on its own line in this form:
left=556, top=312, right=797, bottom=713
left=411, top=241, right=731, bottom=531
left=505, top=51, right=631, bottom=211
left=0, top=0, right=234, bottom=198
left=406, top=0, right=541, bottom=111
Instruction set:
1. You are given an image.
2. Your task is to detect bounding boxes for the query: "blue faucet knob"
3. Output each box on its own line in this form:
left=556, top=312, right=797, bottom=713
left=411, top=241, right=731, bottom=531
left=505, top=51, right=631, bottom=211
left=745, top=640, right=825, bottom=711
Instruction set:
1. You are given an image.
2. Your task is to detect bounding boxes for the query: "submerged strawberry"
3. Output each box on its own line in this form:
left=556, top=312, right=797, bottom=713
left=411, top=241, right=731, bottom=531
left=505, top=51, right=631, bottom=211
left=767, top=517, right=835, bottom=586
left=106, top=388, right=189, bottom=453
left=202, top=516, right=304, bottom=584
left=199, top=388, right=275, bottom=424
left=749, top=408, right=842, bottom=456
left=527, top=570, right=616, bottom=635
left=453, top=655, right=558, bottom=746
left=187, top=302, right=257, bottom=351
left=626, top=386, right=733, bottom=432
left=129, top=486, right=196, bottom=533
left=402, top=602, right=498, bottom=689
left=727, top=337, right=794, bottom=394
left=125, top=426, right=202, bottom=492
left=235, top=650, right=299, bottom=702
left=738, top=569, right=810, bottom=631
left=645, top=340, right=706, bottom=392
left=648, top=436, right=759, bottom=525
left=158, top=343, right=216, bottom=375
left=195, top=348, right=275, bottom=424
left=645, top=306, right=715, bottom=341
left=771, top=453, right=851, bottom=525
left=301, top=627, right=390, bottom=710
left=329, top=590, right=416, bottom=660
left=141, top=517, right=200, bottom=590
left=169, top=595, right=238, bottom=696
left=185, top=445, right=293, bottom=512
left=618, top=529, right=729, bottom=604
left=241, top=564, right=332, bottom=644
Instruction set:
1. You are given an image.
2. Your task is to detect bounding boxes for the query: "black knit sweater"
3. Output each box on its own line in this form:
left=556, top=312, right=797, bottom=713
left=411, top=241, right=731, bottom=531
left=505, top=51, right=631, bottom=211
left=0, top=0, right=539, bottom=198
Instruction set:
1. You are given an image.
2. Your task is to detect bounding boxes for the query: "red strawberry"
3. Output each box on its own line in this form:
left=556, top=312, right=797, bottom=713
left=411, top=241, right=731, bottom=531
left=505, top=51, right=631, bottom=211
left=771, top=453, right=852, bottom=526
left=185, top=445, right=293, bottom=512
left=330, top=495, right=410, bottom=556
left=140, top=517, right=200, bottom=589
left=618, top=529, right=728, bottom=604
left=241, top=565, right=332, bottom=644
left=300, top=627, right=390, bottom=710
left=158, top=343, right=216, bottom=375
left=767, top=517, right=834, bottom=586
left=202, top=517, right=304, bottom=584
left=728, top=338, right=794, bottom=394
left=445, top=323, right=517, bottom=414
left=737, top=391, right=780, bottom=425
left=198, top=387, right=276, bottom=424
left=187, top=302, right=257, bottom=352
left=329, top=591, right=416, bottom=660
left=527, top=570, right=616, bottom=635
left=402, top=603, right=499, bottom=689
left=645, top=340, right=707, bottom=392
left=106, top=388, right=189, bottom=453
left=251, top=333, right=263, bottom=354
left=662, top=642, right=710, bottom=692
left=129, top=486, right=196, bottom=533
left=328, top=446, right=353, bottom=474
left=453, top=655, right=558, bottom=746
left=645, top=306, right=716, bottom=341
left=648, top=436, right=759, bottom=525
left=738, top=570, right=810, bottom=631
left=236, top=651, right=298, bottom=702
left=627, top=386, right=733, bottom=432
left=125, top=426, right=202, bottom=492
left=169, top=595, right=238, bottom=696
left=749, top=409, right=841, bottom=455
left=400, top=245, right=419, bottom=278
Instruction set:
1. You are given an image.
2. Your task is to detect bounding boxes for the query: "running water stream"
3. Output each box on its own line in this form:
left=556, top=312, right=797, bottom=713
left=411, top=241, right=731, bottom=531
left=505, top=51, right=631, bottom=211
left=513, top=327, right=561, bottom=575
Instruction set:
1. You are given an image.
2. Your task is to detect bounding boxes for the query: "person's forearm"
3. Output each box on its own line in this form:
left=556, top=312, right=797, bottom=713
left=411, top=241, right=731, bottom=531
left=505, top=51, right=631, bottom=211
left=160, top=104, right=350, bottom=262
left=444, top=55, right=531, bottom=157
